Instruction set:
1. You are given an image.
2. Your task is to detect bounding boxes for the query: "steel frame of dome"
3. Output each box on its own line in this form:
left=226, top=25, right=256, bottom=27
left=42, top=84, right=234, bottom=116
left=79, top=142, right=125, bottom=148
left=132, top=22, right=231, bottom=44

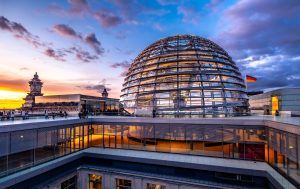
left=121, top=35, right=249, bottom=118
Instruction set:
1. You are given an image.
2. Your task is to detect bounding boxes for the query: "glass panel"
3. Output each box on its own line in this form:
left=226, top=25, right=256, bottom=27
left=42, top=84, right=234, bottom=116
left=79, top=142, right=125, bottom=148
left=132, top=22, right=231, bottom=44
left=297, top=136, right=300, bottom=182
left=268, top=128, right=276, bottom=166
left=243, top=127, right=266, bottom=161
left=128, top=125, right=142, bottom=150
left=116, top=125, right=123, bottom=149
left=72, top=126, right=84, bottom=151
left=186, top=125, right=204, bottom=155
left=155, top=124, right=170, bottom=153
left=56, top=127, right=68, bottom=158
left=170, top=125, right=187, bottom=154
left=277, top=132, right=288, bottom=174
left=142, top=125, right=156, bottom=151
left=35, top=129, right=56, bottom=164
left=9, top=130, right=35, bottom=172
left=91, top=125, right=104, bottom=147
left=287, top=134, right=298, bottom=181
left=103, top=125, right=116, bottom=148
left=204, top=127, right=223, bottom=157
left=223, top=127, right=239, bottom=159
left=0, top=133, right=8, bottom=176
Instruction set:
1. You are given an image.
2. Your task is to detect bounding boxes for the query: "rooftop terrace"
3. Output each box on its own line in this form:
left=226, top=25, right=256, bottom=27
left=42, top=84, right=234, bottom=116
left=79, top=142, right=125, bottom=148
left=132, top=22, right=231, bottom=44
left=0, top=115, right=299, bottom=188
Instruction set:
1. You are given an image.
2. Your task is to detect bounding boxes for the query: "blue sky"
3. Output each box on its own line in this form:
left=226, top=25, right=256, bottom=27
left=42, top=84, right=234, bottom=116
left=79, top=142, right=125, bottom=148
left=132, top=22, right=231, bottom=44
left=0, top=0, right=300, bottom=99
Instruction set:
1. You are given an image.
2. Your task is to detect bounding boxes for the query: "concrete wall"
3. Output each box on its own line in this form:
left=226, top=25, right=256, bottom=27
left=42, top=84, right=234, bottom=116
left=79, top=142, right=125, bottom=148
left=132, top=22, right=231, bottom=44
left=78, top=169, right=209, bottom=189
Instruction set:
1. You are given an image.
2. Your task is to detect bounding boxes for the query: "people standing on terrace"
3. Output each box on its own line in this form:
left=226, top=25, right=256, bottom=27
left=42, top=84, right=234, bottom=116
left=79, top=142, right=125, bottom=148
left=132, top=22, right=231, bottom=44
left=25, top=111, right=29, bottom=119
left=6, top=111, right=10, bottom=120
left=152, top=109, right=156, bottom=118
left=11, top=111, right=15, bottom=121
left=0, top=111, right=4, bottom=121
left=21, top=110, right=26, bottom=120
left=45, top=110, right=49, bottom=119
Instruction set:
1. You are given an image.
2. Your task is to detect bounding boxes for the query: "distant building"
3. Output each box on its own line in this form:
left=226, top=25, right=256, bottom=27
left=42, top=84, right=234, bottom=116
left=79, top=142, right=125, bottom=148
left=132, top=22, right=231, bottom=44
left=34, top=94, right=120, bottom=115
left=249, top=87, right=300, bottom=116
left=22, top=74, right=121, bottom=115
left=102, top=88, right=108, bottom=98
left=22, top=72, right=43, bottom=109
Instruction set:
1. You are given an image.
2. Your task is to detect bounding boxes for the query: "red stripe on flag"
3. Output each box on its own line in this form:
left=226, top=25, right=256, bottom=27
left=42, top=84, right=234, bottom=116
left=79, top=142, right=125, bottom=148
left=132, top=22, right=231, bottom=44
left=246, top=75, right=257, bottom=82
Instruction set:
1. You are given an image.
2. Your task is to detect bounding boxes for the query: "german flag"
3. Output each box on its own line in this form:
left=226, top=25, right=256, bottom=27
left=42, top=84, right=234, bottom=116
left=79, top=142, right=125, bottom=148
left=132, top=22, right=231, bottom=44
left=246, top=75, right=257, bottom=83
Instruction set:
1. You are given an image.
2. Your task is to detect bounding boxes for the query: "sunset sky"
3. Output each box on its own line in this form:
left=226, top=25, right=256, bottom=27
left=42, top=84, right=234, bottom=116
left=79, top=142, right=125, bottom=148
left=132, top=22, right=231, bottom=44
left=0, top=0, right=300, bottom=108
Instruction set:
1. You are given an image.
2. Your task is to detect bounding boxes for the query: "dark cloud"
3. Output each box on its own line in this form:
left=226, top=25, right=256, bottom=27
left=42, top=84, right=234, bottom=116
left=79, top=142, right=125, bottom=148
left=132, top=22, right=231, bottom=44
left=215, top=0, right=300, bottom=58
left=52, top=24, right=81, bottom=38
left=0, top=16, right=11, bottom=30
left=245, top=58, right=300, bottom=91
left=0, top=16, right=44, bottom=48
left=48, top=0, right=168, bottom=30
left=69, top=0, right=89, bottom=15
left=111, top=61, right=131, bottom=69
left=81, top=84, right=111, bottom=92
left=78, top=79, right=111, bottom=93
left=48, top=0, right=89, bottom=16
left=84, top=33, right=104, bottom=55
left=1, top=16, right=101, bottom=63
left=115, top=48, right=134, bottom=55
left=48, top=1, right=125, bottom=28
left=213, top=0, right=300, bottom=90
left=69, top=47, right=99, bottom=63
left=94, top=10, right=123, bottom=27
left=46, top=46, right=100, bottom=63
left=111, top=61, right=131, bottom=77
left=0, top=16, right=29, bottom=35
left=44, top=48, right=66, bottom=62
left=111, top=0, right=137, bottom=21
left=52, top=24, right=104, bottom=55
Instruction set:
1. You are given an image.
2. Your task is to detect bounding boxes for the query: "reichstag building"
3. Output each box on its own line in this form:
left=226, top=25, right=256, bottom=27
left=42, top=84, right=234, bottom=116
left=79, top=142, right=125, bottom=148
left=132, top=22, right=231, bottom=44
left=121, top=35, right=249, bottom=118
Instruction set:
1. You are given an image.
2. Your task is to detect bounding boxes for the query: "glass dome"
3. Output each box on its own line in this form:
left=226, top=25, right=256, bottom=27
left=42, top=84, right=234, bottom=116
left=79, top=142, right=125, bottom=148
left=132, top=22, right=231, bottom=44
left=121, top=35, right=249, bottom=118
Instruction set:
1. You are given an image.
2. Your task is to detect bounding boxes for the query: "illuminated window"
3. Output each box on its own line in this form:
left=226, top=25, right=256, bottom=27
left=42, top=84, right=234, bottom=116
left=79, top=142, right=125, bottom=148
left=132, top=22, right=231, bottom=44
left=116, top=178, right=131, bottom=189
left=271, top=96, right=279, bottom=115
left=147, top=183, right=166, bottom=189
left=89, top=174, right=102, bottom=189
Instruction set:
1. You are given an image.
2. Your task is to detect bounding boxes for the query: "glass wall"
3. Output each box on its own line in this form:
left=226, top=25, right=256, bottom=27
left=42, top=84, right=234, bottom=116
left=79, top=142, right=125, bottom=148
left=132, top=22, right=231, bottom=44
left=0, top=124, right=87, bottom=177
left=120, top=35, right=249, bottom=118
left=0, top=122, right=299, bottom=187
